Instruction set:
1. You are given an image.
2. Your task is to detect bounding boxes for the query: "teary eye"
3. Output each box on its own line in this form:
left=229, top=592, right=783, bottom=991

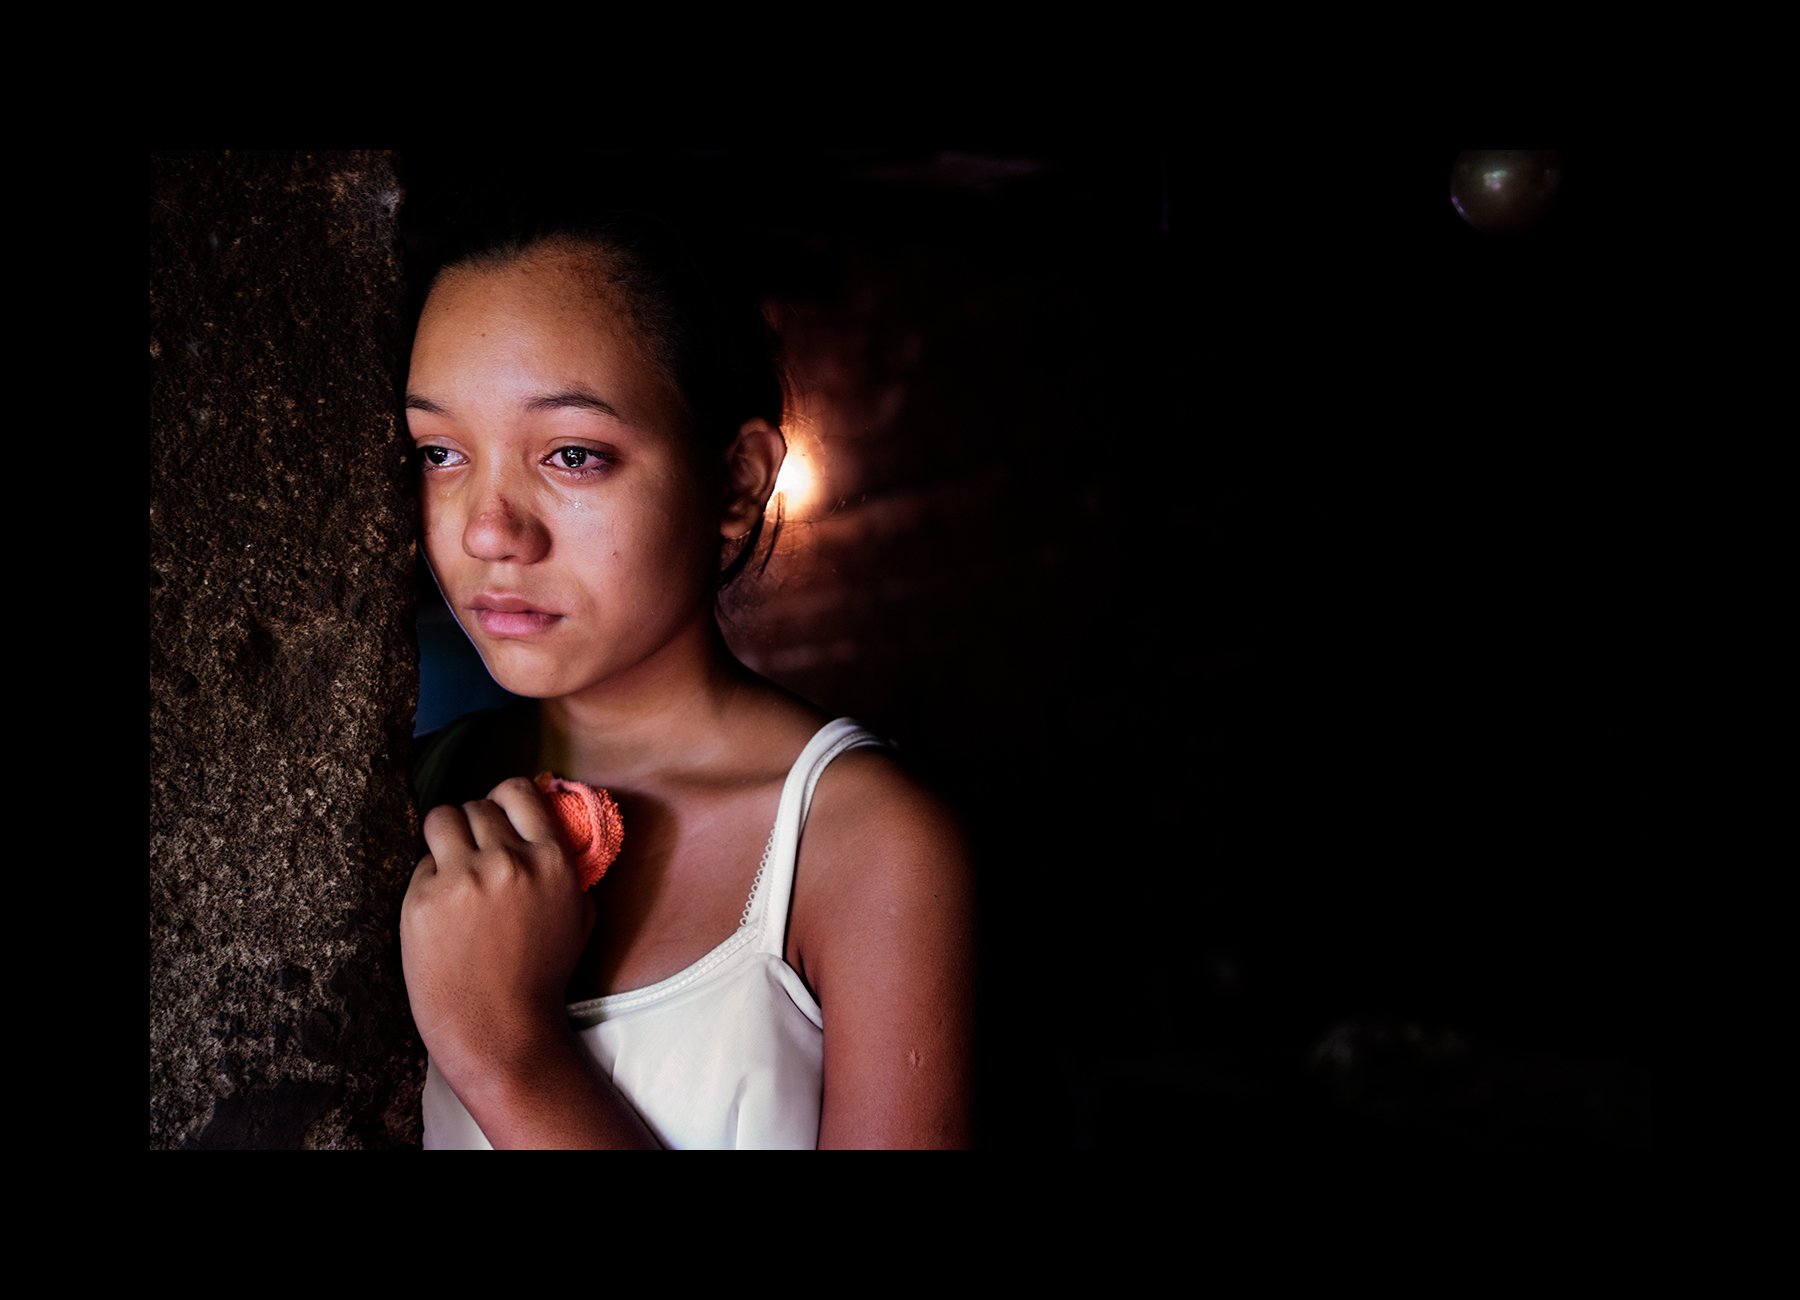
left=536, top=448, right=615, bottom=482
left=547, top=447, right=615, bottom=478
left=418, top=445, right=465, bottom=469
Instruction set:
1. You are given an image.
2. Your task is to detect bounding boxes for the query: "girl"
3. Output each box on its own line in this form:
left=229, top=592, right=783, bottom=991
left=399, top=218, right=976, bottom=1148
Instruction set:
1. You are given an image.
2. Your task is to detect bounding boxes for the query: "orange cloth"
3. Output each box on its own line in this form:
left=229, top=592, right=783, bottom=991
left=534, top=773, right=625, bottom=890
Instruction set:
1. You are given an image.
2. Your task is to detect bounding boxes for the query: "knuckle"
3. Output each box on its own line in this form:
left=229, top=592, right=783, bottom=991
left=422, top=804, right=461, bottom=833
left=476, top=845, right=531, bottom=881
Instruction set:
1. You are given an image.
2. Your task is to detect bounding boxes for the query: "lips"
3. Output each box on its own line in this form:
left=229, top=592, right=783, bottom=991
left=470, top=592, right=563, bottom=637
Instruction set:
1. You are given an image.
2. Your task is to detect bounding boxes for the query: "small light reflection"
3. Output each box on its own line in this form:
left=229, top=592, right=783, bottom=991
left=773, top=437, right=818, bottom=516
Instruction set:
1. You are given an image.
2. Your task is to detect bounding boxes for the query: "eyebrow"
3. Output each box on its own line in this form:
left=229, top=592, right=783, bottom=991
left=525, top=388, right=623, bottom=420
left=403, top=389, right=624, bottom=421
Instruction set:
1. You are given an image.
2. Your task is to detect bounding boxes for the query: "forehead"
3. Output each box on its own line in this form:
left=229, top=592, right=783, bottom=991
left=420, top=244, right=631, bottom=346
left=411, top=245, right=686, bottom=431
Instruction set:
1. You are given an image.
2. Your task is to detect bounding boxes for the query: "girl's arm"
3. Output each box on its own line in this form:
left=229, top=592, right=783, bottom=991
left=401, top=778, right=658, bottom=1149
left=794, top=753, right=978, bottom=1149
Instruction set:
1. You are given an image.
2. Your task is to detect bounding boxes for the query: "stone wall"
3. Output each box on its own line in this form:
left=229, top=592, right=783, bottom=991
left=149, top=150, right=423, bottom=1148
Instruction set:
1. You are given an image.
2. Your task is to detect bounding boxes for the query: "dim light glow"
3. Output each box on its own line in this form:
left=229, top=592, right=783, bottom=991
left=773, top=444, right=818, bottom=515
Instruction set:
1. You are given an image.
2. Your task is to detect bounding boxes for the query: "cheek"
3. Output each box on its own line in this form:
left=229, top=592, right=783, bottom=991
left=547, top=494, right=624, bottom=562
left=418, top=498, right=459, bottom=573
left=606, top=472, right=717, bottom=571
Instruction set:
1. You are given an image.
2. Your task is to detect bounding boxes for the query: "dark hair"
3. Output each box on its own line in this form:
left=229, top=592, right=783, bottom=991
left=423, top=212, right=787, bottom=589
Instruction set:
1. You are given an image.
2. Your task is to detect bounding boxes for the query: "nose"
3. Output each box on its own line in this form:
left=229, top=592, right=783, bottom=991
left=462, top=485, right=550, bottom=565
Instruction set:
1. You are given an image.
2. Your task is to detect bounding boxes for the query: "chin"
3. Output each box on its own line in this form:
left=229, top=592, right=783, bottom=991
left=472, top=648, right=576, bottom=701
left=489, top=669, right=579, bottom=700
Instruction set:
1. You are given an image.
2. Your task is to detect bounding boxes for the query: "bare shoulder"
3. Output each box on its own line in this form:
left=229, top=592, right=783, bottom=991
left=812, top=740, right=970, bottom=842
left=792, top=745, right=974, bottom=945
left=788, top=742, right=976, bottom=1147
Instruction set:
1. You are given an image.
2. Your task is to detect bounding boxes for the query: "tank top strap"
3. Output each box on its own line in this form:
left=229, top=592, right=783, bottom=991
left=747, top=717, right=892, bottom=958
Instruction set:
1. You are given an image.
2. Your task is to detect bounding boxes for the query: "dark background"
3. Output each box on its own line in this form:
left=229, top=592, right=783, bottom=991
left=395, top=148, right=1648, bottom=1153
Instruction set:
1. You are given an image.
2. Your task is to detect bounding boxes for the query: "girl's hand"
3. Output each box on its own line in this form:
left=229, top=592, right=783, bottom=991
left=400, top=777, right=595, bottom=1100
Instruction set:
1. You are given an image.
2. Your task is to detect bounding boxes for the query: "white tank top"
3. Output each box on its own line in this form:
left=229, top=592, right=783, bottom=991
left=421, top=718, right=889, bottom=1149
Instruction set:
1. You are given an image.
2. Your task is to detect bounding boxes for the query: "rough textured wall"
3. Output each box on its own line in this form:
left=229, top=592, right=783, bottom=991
left=149, top=150, right=423, bottom=1148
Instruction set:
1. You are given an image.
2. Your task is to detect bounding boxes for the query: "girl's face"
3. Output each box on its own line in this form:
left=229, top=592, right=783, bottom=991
left=406, top=245, right=723, bottom=702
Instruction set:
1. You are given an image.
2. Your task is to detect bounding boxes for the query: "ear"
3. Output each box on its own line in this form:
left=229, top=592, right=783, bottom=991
left=720, top=417, right=786, bottom=541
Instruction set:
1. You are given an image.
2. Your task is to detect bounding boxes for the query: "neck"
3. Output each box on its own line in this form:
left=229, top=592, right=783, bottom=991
left=535, top=618, right=756, bottom=789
